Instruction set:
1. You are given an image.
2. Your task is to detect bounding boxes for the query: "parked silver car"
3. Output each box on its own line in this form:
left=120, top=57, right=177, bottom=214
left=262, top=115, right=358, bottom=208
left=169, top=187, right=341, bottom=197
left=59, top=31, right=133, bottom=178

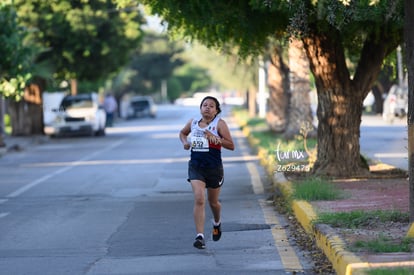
left=125, top=96, right=157, bottom=119
left=382, top=84, right=408, bottom=123
left=44, top=93, right=106, bottom=137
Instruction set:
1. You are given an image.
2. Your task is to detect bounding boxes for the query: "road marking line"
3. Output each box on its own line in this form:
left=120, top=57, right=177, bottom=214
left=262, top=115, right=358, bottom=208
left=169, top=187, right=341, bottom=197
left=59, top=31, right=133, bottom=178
left=7, top=167, right=72, bottom=198
left=7, top=139, right=126, bottom=198
left=237, top=132, right=304, bottom=272
left=236, top=133, right=264, bottom=195
left=0, top=212, right=10, bottom=218
left=246, top=162, right=264, bottom=195
left=374, top=152, right=407, bottom=158
left=21, top=155, right=259, bottom=168
left=260, top=199, right=304, bottom=272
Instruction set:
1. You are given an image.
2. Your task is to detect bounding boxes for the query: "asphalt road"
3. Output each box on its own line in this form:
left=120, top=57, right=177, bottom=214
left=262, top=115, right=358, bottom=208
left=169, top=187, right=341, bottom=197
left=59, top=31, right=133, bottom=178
left=360, top=114, right=408, bottom=170
left=0, top=105, right=314, bottom=275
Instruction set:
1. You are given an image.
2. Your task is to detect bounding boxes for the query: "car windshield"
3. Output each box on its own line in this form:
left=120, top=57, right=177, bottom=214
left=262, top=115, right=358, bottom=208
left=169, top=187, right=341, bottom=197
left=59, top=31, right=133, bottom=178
left=61, top=96, right=93, bottom=110
left=131, top=100, right=150, bottom=108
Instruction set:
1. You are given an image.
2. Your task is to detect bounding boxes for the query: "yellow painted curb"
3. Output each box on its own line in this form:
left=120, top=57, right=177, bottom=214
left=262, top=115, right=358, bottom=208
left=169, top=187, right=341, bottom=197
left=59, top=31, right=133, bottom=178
left=288, top=196, right=363, bottom=274
left=273, top=178, right=414, bottom=275
left=273, top=176, right=364, bottom=275
left=238, top=120, right=414, bottom=275
left=291, top=200, right=317, bottom=234
left=285, top=189, right=363, bottom=275
left=313, top=224, right=362, bottom=275
left=406, top=223, right=414, bottom=238
left=275, top=180, right=293, bottom=198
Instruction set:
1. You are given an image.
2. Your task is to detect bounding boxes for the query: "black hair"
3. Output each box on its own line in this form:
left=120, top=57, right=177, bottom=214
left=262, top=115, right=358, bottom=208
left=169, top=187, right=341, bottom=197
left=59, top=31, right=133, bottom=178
left=200, top=96, right=222, bottom=114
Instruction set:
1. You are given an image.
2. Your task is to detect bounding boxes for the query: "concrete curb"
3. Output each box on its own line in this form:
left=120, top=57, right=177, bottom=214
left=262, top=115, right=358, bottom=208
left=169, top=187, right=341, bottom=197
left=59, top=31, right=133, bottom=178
left=272, top=174, right=363, bottom=275
left=233, top=117, right=407, bottom=275
left=272, top=173, right=363, bottom=275
left=2, top=135, right=49, bottom=153
left=272, top=175, right=414, bottom=275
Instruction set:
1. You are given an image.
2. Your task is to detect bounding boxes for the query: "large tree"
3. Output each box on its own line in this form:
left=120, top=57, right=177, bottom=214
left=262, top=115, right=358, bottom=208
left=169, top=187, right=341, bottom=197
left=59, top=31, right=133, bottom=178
left=405, top=0, right=414, bottom=222
left=0, top=2, right=34, bottom=139
left=266, top=44, right=289, bottom=132
left=128, top=33, right=184, bottom=96
left=15, top=0, right=144, bottom=83
left=285, top=38, right=314, bottom=139
left=7, top=0, right=144, bottom=135
left=132, top=0, right=403, bottom=177
left=266, top=38, right=315, bottom=140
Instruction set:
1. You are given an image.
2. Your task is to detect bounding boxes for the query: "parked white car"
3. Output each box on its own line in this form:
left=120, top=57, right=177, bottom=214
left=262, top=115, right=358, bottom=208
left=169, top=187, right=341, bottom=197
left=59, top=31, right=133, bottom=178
left=383, top=84, right=408, bottom=123
left=44, top=93, right=106, bottom=137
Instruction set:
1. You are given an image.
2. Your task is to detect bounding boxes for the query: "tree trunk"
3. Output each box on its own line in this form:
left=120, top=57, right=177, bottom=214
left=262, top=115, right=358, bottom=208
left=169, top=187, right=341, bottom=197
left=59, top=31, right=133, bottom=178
left=284, top=37, right=315, bottom=139
left=313, top=87, right=368, bottom=176
left=0, top=96, right=5, bottom=147
left=371, top=86, right=384, bottom=114
left=302, top=26, right=395, bottom=177
left=7, top=78, right=45, bottom=136
left=71, top=79, right=78, bottom=95
left=24, top=82, right=44, bottom=135
left=8, top=99, right=30, bottom=136
left=248, top=86, right=257, bottom=117
left=371, top=65, right=395, bottom=114
left=405, top=0, right=414, bottom=222
left=266, top=45, right=289, bottom=132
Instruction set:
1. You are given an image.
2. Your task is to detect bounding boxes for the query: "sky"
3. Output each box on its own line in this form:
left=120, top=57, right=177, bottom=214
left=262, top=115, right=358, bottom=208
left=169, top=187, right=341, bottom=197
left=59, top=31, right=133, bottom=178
left=144, top=15, right=166, bottom=32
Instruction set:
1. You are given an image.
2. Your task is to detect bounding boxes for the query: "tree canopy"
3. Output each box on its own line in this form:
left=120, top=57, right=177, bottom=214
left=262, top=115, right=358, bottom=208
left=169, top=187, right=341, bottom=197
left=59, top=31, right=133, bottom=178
left=1, top=0, right=147, bottom=138
left=0, top=2, right=33, bottom=100
left=109, top=32, right=185, bottom=98
left=136, top=1, right=403, bottom=60
left=131, top=0, right=404, bottom=177
left=14, top=0, right=145, bottom=84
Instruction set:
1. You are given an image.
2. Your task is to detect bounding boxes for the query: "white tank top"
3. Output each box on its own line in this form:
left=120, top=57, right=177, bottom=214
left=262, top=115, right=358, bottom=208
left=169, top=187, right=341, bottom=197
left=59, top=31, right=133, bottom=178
left=190, top=116, right=221, bottom=152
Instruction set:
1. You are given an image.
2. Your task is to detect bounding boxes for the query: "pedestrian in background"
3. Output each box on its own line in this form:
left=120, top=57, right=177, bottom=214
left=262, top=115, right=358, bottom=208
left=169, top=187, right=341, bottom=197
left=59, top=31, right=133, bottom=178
left=179, top=96, right=235, bottom=249
left=103, top=93, right=117, bottom=127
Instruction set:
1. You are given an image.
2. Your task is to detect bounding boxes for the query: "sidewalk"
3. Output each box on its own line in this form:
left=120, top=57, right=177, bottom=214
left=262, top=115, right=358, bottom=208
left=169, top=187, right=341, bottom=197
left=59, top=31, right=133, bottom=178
left=273, top=167, right=412, bottom=275
left=3, top=118, right=413, bottom=274
left=238, top=121, right=414, bottom=275
left=0, top=135, right=49, bottom=156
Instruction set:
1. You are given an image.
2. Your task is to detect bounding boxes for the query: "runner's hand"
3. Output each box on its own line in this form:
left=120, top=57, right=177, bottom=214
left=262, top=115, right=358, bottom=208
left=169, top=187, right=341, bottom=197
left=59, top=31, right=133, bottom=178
left=205, top=130, right=222, bottom=145
left=183, top=142, right=191, bottom=150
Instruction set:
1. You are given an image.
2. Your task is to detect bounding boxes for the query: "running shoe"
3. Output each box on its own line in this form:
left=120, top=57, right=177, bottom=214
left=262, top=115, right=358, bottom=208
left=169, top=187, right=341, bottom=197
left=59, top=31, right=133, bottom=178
left=193, top=235, right=205, bottom=249
left=212, top=223, right=222, bottom=241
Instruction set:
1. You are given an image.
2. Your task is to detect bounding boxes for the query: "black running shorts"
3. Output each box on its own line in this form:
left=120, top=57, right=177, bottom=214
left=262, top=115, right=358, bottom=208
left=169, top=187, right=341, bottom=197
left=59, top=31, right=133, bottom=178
left=187, top=161, right=224, bottom=189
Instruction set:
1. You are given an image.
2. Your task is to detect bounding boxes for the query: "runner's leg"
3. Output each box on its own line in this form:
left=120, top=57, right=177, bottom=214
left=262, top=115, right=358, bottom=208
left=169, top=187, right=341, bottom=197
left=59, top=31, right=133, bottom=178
left=208, top=187, right=221, bottom=224
left=191, top=180, right=206, bottom=235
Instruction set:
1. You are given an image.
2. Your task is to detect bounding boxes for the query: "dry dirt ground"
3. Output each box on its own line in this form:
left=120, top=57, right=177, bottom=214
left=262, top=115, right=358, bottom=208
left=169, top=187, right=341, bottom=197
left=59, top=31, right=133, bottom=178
left=277, top=164, right=414, bottom=273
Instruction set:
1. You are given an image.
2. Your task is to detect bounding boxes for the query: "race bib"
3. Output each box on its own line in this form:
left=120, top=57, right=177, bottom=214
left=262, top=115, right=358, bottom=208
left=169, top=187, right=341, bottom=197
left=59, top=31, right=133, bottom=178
left=191, top=135, right=209, bottom=152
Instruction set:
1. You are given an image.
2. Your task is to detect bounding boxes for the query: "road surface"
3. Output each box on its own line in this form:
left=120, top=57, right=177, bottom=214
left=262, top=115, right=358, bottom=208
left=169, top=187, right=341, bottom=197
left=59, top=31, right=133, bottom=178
left=0, top=104, right=314, bottom=275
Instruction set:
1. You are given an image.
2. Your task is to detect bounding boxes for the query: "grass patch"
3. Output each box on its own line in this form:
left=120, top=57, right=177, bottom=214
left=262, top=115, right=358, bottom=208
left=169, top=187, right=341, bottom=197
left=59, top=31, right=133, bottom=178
left=316, top=210, right=411, bottom=253
left=4, top=114, right=11, bottom=135
left=252, top=130, right=316, bottom=153
left=232, top=107, right=317, bottom=156
left=315, top=210, right=409, bottom=228
left=366, top=267, right=414, bottom=275
left=352, top=235, right=413, bottom=253
left=231, top=107, right=250, bottom=125
left=245, top=117, right=267, bottom=128
left=292, top=177, right=343, bottom=201
left=252, top=130, right=301, bottom=156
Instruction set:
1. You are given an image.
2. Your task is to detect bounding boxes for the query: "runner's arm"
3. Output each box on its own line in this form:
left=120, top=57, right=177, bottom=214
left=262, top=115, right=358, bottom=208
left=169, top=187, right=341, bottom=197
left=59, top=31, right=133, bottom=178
left=179, top=119, right=192, bottom=150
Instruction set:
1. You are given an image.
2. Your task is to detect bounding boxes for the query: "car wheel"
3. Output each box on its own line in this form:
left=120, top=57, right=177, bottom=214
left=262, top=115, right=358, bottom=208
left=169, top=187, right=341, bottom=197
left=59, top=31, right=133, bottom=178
left=95, top=125, right=106, bottom=136
left=99, top=128, right=106, bottom=136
